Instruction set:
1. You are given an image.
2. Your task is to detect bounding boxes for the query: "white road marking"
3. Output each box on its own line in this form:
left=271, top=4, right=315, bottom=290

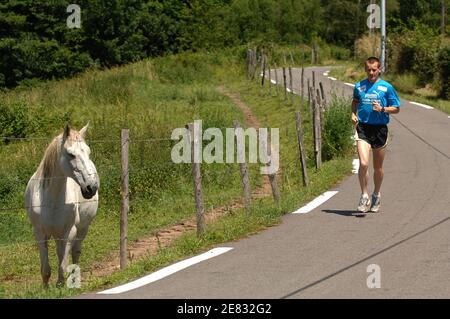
left=323, top=71, right=329, bottom=76
left=292, top=191, right=339, bottom=214
left=352, top=159, right=359, bottom=174
left=98, top=247, right=233, bottom=294
left=327, top=77, right=337, bottom=81
left=344, top=83, right=355, bottom=87
left=410, top=101, right=434, bottom=110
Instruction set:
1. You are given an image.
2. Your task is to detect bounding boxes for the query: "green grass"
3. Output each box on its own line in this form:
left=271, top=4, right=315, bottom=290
left=0, top=47, right=354, bottom=298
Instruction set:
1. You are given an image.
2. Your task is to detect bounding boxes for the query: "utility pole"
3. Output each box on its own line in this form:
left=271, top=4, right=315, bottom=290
left=381, top=0, right=386, bottom=73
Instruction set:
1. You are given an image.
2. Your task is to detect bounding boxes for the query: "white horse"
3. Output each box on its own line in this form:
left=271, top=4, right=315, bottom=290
left=25, top=124, right=99, bottom=287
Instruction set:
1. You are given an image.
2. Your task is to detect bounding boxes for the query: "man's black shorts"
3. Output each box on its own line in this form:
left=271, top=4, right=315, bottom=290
left=355, top=123, right=388, bottom=149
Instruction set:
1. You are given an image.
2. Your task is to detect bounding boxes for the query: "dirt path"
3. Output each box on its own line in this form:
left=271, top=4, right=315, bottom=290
left=85, top=86, right=273, bottom=280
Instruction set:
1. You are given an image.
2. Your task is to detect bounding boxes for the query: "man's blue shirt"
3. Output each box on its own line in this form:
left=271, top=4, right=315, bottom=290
left=353, top=79, right=401, bottom=125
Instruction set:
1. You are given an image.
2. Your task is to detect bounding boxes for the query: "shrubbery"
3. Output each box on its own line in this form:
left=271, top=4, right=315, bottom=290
left=322, top=96, right=354, bottom=161
left=437, top=45, right=450, bottom=99
left=0, top=100, right=29, bottom=141
left=389, top=23, right=441, bottom=87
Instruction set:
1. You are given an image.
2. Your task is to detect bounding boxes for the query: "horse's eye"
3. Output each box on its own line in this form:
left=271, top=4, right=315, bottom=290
left=67, top=152, right=75, bottom=159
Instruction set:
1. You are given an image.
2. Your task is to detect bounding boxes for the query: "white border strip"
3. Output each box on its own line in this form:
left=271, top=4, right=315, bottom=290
left=292, top=191, right=339, bottom=214
left=352, top=159, right=359, bottom=174
left=98, top=247, right=233, bottom=294
left=271, top=79, right=277, bottom=84
left=410, top=101, right=434, bottom=110
left=328, top=77, right=337, bottom=81
left=344, top=83, right=355, bottom=87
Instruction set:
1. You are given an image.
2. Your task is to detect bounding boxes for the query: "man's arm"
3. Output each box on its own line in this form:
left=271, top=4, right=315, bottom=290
left=351, top=99, right=359, bottom=124
left=384, top=106, right=400, bottom=114
left=372, top=102, right=400, bottom=114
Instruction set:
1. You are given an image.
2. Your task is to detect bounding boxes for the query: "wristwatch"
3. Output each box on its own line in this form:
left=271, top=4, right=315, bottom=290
left=381, top=107, right=385, bottom=113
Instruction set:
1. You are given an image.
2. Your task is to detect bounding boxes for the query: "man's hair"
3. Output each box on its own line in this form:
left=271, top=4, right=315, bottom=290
left=365, top=56, right=381, bottom=68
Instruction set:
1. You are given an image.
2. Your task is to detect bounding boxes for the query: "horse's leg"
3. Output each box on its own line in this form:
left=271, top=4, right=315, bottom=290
left=71, top=226, right=88, bottom=265
left=56, top=226, right=77, bottom=287
left=34, top=229, right=51, bottom=288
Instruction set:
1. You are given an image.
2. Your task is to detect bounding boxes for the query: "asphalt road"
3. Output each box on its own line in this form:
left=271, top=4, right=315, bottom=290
left=79, top=67, right=450, bottom=299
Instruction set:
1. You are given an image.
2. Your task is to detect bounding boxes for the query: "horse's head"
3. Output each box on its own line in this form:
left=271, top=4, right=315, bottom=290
left=60, top=123, right=99, bottom=199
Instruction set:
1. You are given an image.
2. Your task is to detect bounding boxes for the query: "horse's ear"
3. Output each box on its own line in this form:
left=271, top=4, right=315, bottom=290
left=79, top=122, right=89, bottom=139
left=63, top=124, right=71, bottom=141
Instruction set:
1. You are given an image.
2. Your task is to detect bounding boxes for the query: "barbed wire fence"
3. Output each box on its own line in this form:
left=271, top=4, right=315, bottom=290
left=0, top=114, right=286, bottom=292
left=245, top=45, right=336, bottom=189
left=0, top=46, right=342, bottom=293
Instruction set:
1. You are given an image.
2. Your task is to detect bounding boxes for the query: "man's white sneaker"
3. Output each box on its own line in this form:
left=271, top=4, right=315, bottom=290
left=370, top=193, right=381, bottom=213
left=355, top=194, right=371, bottom=217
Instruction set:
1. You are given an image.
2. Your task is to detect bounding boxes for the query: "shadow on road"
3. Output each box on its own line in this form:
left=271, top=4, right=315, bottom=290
left=322, top=209, right=358, bottom=217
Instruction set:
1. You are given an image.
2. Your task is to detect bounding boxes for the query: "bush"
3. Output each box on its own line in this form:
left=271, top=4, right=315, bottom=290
left=322, top=96, right=354, bottom=161
left=0, top=100, right=29, bottom=141
left=389, top=73, right=418, bottom=95
left=437, top=45, right=450, bottom=99
left=389, top=23, right=440, bottom=86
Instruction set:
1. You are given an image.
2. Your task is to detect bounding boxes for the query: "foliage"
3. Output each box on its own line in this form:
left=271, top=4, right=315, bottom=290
left=389, top=22, right=441, bottom=86
left=322, top=96, right=354, bottom=161
left=0, top=100, right=29, bottom=140
left=437, top=45, right=450, bottom=99
left=388, top=73, right=419, bottom=95
left=0, top=0, right=448, bottom=89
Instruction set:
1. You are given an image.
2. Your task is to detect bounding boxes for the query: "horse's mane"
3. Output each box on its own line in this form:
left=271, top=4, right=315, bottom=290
left=36, top=135, right=62, bottom=187
left=37, top=129, right=80, bottom=187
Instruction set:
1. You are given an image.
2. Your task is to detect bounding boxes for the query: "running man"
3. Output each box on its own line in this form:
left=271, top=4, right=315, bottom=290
left=351, top=56, right=401, bottom=216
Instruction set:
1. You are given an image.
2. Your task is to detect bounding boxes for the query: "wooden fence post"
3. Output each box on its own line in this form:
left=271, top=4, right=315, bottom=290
left=282, top=67, right=287, bottom=100
left=187, top=123, right=204, bottom=236
left=312, top=71, right=316, bottom=90
left=246, top=49, right=252, bottom=79
left=274, top=64, right=279, bottom=96
left=313, top=98, right=322, bottom=170
left=317, top=88, right=325, bottom=132
left=253, top=48, right=259, bottom=80
left=267, top=135, right=281, bottom=204
left=234, top=120, right=252, bottom=210
left=307, top=79, right=312, bottom=114
left=315, top=43, right=319, bottom=64
left=300, top=67, right=305, bottom=105
left=261, top=55, right=266, bottom=86
left=268, top=63, right=272, bottom=94
left=289, top=66, right=293, bottom=102
left=295, top=112, right=309, bottom=187
left=120, top=129, right=129, bottom=269
left=319, top=81, right=326, bottom=107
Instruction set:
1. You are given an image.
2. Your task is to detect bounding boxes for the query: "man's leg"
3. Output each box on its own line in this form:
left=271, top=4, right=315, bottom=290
left=373, top=147, right=386, bottom=194
left=357, top=140, right=371, bottom=195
